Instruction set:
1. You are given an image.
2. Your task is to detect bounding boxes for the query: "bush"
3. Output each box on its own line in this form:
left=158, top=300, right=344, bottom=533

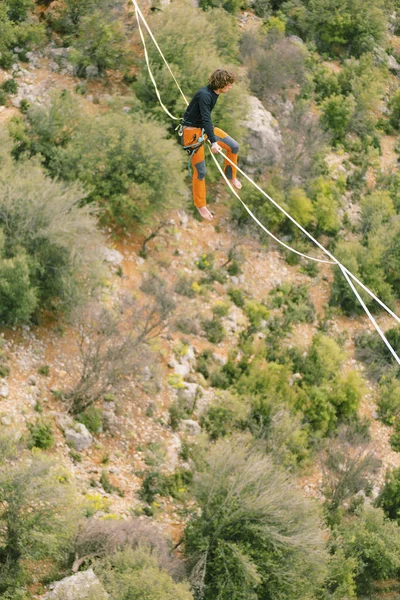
left=320, top=94, right=356, bottom=142
left=0, top=434, right=77, bottom=595
left=0, top=1, right=46, bottom=69
left=69, top=11, right=127, bottom=77
left=355, top=328, right=400, bottom=381
left=184, top=437, right=328, bottom=600
left=339, top=506, right=400, bottom=596
left=269, top=283, right=315, bottom=324
left=376, top=467, right=400, bottom=523
left=27, top=418, right=54, bottom=449
left=77, top=407, right=103, bottom=434
left=95, top=547, right=193, bottom=600
left=377, top=377, right=400, bottom=425
left=203, top=317, right=225, bottom=343
left=306, top=0, right=387, bottom=57
left=56, top=111, right=186, bottom=226
left=1, top=79, right=17, bottom=95
left=228, top=287, right=245, bottom=308
left=0, top=144, right=103, bottom=323
left=302, top=334, right=346, bottom=386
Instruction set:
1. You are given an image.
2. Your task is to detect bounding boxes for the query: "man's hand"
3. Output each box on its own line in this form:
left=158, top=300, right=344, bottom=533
left=211, top=142, right=220, bottom=154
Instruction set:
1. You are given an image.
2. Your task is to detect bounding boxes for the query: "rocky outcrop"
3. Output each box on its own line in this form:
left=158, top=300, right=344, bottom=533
left=43, top=569, right=108, bottom=600
left=242, top=96, right=282, bottom=171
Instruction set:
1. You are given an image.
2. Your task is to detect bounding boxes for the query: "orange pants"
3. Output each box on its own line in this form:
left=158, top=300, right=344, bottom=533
left=183, top=126, right=239, bottom=208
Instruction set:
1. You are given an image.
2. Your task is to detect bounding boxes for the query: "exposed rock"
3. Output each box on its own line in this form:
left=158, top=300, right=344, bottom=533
left=43, top=569, right=108, bottom=600
left=0, top=384, right=9, bottom=398
left=388, top=54, right=400, bottom=72
left=85, top=65, right=99, bottom=79
left=65, top=423, right=93, bottom=451
left=102, top=247, right=124, bottom=267
left=27, top=375, right=37, bottom=386
left=55, top=413, right=75, bottom=432
left=180, top=419, right=201, bottom=435
left=1, top=416, right=12, bottom=426
left=177, top=382, right=200, bottom=408
left=242, top=96, right=281, bottom=171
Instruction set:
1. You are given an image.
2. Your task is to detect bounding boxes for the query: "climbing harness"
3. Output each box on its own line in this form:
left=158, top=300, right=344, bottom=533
left=131, top=0, right=400, bottom=367
left=182, top=127, right=206, bottom=176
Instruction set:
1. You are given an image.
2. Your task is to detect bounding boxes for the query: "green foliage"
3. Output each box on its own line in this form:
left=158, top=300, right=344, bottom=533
left=339, top=506, right=400, bottom=596
left=230, top=178, right=286, bottom=231
left=330, top=239, right=394, bottom=316
left=320, top=94, right=356, bottom=142
left=0, top=251, right=38, bottom=324
left=0, top=1, right=46, bottom=69
left=96, top=546, right=194, bottom=600
left=360, top=191, right=395, bottom=238
left=355, top=328, right=400, bottom=381
left=243, top=300, right=269, bottom=328
left=69, top=11, right=127, bottom=77
left=77, top=407, right=103, bottom=434
left=305, top=0, right=387, bottom=57
left=302, top=334, right=346, bottom=386
left=199, top=0, right=244, bottom=14
left=228, top=287, right=245, bottom=308
left=184, top=438, right=328, bottom=600
left=1, top=79, right=17, bottom=95
left=48, top=111, right=183, bottom=226
left=376, top=467, right=400, bottom=523
left=285, top=187, right=314, bottom=227
left=201, top=393, right=247, bottom=440
left=203, top=317, right=225, bottom=343
left=45, top=0, right=116, bottom=35
left=27, top=418, right=54, bottom=449
left=309, top=177, right=341, bottom=234
left=0, top=433, right=77, bottom=595
left=389, top=89, right=400, bottom=130
left=269, top=283, right=315, bottom=324
left=377, top=377, right=400, bottom=425
left=0, top=141, right=103, bottom=323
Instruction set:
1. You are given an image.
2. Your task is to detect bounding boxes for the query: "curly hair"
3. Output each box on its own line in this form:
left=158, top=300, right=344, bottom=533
left=208, top=69, right=236, bottom=91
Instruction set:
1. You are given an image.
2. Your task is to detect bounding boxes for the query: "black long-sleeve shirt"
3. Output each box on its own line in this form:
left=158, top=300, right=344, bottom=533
left=182, top=85, right=219, bottom=144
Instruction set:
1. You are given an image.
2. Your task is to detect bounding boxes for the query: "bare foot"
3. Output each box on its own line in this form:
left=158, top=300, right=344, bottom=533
left=232, top=178, right=242, bottom=190
left=198, top=206, right=214, bottom=221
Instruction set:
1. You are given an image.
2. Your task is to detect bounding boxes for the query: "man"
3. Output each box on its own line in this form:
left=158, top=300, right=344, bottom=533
left=182, top=69, right=242, bottom=221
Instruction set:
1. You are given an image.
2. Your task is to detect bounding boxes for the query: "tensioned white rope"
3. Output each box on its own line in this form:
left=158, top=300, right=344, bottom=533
left=131, top=0, right=400, bottom=366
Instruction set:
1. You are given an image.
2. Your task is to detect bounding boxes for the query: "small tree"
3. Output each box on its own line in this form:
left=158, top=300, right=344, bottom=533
left=321, top=426, right=381, bottom=514
left=0, top=432, right=77, bottom=594
left=184, top=437, right=328, bottom=600
left=65, top=278, right=175, bottom=414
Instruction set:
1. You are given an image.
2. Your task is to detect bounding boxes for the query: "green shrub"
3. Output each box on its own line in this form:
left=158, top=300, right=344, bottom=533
left=0, top=90, right=7, bottom=106
left=174, top=275, right=196, bottom=298
left=269, top=283, right=315, bottom=324
left=77, top=407, right=103, bottom=434
left=377, top=377, right=400, bottom=425
left=27, top=418, right=54, bottom=449
left=302, top=334, right=346, bottom=386
left=376, top=467, right=400, bottom=523
left=228, top=287, right=245, bottom=307
left=355, top=328, right=400, bottom=381
left=339, top=506, right=400, bottom=596
left=389, top=89, right=400, bottom=131
left=95, top=546, right=194, bottom=600
left=184, top=438, right=328, bottom=600
left=56, top=111, right=185, bottom=226
left=321, top=94, right=356, bottom=142
left=0, top=435, right=77, bottom=595
left=203, top=317, right=225, bottom=343
left=0, top=148, right=103, bottom=322
left=69, top=12, right=127, bottom=77
left=243, top=299, right=269, bottom=328
left=1, top=79, right=17, bottom=94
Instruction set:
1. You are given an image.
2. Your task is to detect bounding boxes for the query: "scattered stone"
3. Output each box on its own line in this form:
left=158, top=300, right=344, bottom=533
left=177, top=382, right=200, bottom=408
left=43, top=569, right=108, bottom=600
left=388, top=54, right=400, bottom=72
left=65, top=423, right=93, bottom=451
left=27, top=375, right=37, bottom=386
left=1, top=416, right=11, bottom=426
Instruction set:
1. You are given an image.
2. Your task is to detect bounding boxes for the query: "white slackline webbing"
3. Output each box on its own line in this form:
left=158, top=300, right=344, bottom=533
left=131, top=0, right=400, bottom=366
